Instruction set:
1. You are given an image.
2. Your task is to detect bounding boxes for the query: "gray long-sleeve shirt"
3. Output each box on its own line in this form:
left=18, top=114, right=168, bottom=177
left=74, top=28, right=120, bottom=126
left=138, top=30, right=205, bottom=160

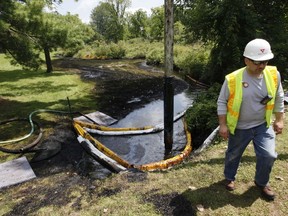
left=217, top=68, right=284, bottom=129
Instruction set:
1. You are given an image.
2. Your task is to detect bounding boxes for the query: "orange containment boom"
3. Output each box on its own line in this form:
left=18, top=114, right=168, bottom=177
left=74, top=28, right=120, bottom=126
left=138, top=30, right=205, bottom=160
left=73, top=119, right=192, bottom=171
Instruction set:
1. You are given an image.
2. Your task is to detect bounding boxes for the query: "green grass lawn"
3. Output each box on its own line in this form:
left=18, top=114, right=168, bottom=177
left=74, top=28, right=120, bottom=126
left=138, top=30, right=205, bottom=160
left=0, top=54, right=287, bottom=215
left=0, top=55, right=96, bottom=120
left=0, top=54, right=97, bottom=161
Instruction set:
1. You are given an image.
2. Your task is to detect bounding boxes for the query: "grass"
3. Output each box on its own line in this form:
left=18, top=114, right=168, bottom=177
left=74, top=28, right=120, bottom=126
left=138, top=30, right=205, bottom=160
left=0, top=54, right=288, bottom=215
left=0, top=54, right=96, bottom=138
left=0, top=54, right=97, bottom=161
left=0, top=59, right=95, bottom=119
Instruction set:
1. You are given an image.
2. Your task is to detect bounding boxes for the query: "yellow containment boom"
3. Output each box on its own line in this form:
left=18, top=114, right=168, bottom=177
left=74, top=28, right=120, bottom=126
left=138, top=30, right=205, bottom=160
left=73, top=108, right=190, bottom=136
left=73, top=119, right=192, bottom=172
left=73, top=122, right=132, bottom=169
left=135, top=122, right=192, bottom=171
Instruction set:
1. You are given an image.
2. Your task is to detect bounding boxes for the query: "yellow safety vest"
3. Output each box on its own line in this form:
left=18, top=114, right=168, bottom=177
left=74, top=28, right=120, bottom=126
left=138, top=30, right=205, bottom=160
left=226, top=66, right=278, bottom=134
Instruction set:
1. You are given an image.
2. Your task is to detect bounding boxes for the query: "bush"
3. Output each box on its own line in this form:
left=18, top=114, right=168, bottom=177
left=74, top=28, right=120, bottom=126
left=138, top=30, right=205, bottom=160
left=119, top=38, right=150, bottom=59
left=185, top=83, right=221, bottom=148
left=107, top=43, right=125, bottom=59
left=74, top=40, right=212, bottom=80
left=174, top=43, right=210, bottom=81
left=62, top=40, right=85, bottom=57
left=145, top=42, right=164, bottom=65
left=144, top=42, right=211, bottom=82
left=74, top=41, right=125, bottom=59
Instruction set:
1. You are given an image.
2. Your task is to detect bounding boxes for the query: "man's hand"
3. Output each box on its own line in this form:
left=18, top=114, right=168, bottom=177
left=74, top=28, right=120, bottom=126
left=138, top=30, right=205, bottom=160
left=219, top=124, right=229, bottom=139
left=218, top=115, right=229, bottom=139
left=273, top=112, right=284, bottom=135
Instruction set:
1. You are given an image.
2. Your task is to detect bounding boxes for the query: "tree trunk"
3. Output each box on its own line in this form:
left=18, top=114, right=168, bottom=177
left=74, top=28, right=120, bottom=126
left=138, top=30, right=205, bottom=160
left=44, top=46, right=53, bottom=73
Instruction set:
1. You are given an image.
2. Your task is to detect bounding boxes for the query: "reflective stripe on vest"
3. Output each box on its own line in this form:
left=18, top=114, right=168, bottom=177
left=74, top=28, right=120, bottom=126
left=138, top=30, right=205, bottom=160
left=226, top=66, right=278, bottom=134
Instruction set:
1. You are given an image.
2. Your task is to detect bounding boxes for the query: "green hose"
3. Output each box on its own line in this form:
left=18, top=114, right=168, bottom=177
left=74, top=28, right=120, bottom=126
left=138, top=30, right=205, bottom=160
left=0, top=106, right=97, bottom=146
left=0, top=94, right=98, bottom=154
left=0, top=109, right=71, bottom=145
left=0, top=118, right=43, bottom=153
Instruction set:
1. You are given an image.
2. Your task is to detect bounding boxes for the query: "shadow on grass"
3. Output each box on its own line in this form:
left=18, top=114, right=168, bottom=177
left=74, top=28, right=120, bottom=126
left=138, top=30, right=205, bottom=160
left=0, top=69, right=66, bottom=83
left=180, top=180, right=261, bottom=212
left=144, top=180, right=262, bottom=216
left=0, top=96, right=97, bottom=121
left=1, top=81, right=77, bottom=97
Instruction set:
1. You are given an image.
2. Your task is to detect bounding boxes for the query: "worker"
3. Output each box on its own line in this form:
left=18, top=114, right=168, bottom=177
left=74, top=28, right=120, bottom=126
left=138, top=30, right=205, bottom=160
left=217, top=38, right=284, bottom=201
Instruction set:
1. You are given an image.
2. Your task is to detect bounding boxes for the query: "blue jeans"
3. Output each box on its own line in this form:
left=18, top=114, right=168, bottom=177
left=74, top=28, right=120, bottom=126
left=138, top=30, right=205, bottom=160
left=224, top=123, right=277, bottom=186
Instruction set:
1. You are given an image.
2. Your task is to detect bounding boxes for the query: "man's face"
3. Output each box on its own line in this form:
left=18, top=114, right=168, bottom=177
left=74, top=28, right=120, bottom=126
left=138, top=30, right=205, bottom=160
left=244, top=58, right=268, bottom=74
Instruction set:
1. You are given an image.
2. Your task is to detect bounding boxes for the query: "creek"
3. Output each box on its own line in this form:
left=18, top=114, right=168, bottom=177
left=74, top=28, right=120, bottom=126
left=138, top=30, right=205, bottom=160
left=80, top=88, right=197, bottom=179
left=72, top=60, right=205, bottom=179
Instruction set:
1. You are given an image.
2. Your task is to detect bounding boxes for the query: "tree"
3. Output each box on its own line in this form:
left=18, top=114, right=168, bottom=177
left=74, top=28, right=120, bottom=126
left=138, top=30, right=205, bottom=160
left=0, top=0, right=42, bottom=69
left=126, top=9, right=148, bottom=39
left=149, top=6, right=165, bottom=41
left=174, top=21, right=185, bottom=44
left=0, top=0, right=70, bottom=72
left=250, top=0, right=288, bottom=79
left=106, top=0, right=131, bottom=21
left=176, top=0, right=288, bottom=83
left=59, top=14, right=96, bottom=57
left=90, top=0, right=131, bottom=43
left=36, top=12, right=69, bottom=73
left=90, top=2, right=122, bottom=42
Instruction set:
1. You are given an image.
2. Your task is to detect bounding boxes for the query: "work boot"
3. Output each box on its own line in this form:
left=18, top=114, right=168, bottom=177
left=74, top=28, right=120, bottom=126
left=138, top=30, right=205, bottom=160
left=254, top=181, right=275, bottom=201
left=225, top=180, right=235, bottom=191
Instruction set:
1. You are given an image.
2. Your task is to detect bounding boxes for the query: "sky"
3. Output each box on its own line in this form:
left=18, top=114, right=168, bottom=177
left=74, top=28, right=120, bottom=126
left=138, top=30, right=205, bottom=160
left=54, top=0, right=164, bottom=23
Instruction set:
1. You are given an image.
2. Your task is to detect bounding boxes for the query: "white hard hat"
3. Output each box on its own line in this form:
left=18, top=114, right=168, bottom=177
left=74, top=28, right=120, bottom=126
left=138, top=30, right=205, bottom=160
left=243, top=38, right=274, bottom=61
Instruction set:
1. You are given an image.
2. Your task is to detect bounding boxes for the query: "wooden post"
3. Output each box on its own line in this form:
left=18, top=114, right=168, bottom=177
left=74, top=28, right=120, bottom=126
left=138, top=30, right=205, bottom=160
left=164, top=0, right=174, bottom=150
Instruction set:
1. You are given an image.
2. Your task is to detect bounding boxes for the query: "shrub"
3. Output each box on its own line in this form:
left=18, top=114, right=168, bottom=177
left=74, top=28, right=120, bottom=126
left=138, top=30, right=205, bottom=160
left=144, top=42, right=211, bottom=82
left=74, top=41, right=125, bottom=59
left=185, top=83, right=221, bottom=148
left=119, top=38, right=150, bottom=59
left=107, top=43, right=125, bottom=59
left=174, top=44, right=210, bottom=81
left=146, top=42, right=164, bottom=65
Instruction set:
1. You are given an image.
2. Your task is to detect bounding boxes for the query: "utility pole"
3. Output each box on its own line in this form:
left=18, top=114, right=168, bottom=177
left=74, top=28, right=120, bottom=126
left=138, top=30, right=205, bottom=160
left=164, top=0, right=174, bottom=150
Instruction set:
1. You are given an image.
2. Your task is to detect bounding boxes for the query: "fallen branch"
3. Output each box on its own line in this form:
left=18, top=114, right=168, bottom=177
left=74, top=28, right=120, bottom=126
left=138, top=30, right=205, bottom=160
left=186, top=75, right=210, bottom=88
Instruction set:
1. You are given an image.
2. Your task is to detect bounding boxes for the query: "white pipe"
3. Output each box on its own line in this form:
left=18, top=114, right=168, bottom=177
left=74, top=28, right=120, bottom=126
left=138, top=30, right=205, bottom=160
left=191, top=126, right=220, bottom=156
left=77, top=136, right=127, bottom=172
left=84, top=108, right=190, bottom=136
left=85, top=124, right=163, bottom=135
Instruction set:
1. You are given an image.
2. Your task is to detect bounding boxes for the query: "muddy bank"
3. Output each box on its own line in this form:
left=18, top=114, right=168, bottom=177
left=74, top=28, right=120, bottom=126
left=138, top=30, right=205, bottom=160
left=54, top=58, right=189, bottom=119
left=31, top=58, right=190, bottom=176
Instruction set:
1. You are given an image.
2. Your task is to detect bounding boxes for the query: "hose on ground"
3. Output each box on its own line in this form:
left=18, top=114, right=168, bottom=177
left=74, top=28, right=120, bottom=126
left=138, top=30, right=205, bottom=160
left=0, top=118, right=43, bottom=153
left=0, top=106, right=96, bottom=153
